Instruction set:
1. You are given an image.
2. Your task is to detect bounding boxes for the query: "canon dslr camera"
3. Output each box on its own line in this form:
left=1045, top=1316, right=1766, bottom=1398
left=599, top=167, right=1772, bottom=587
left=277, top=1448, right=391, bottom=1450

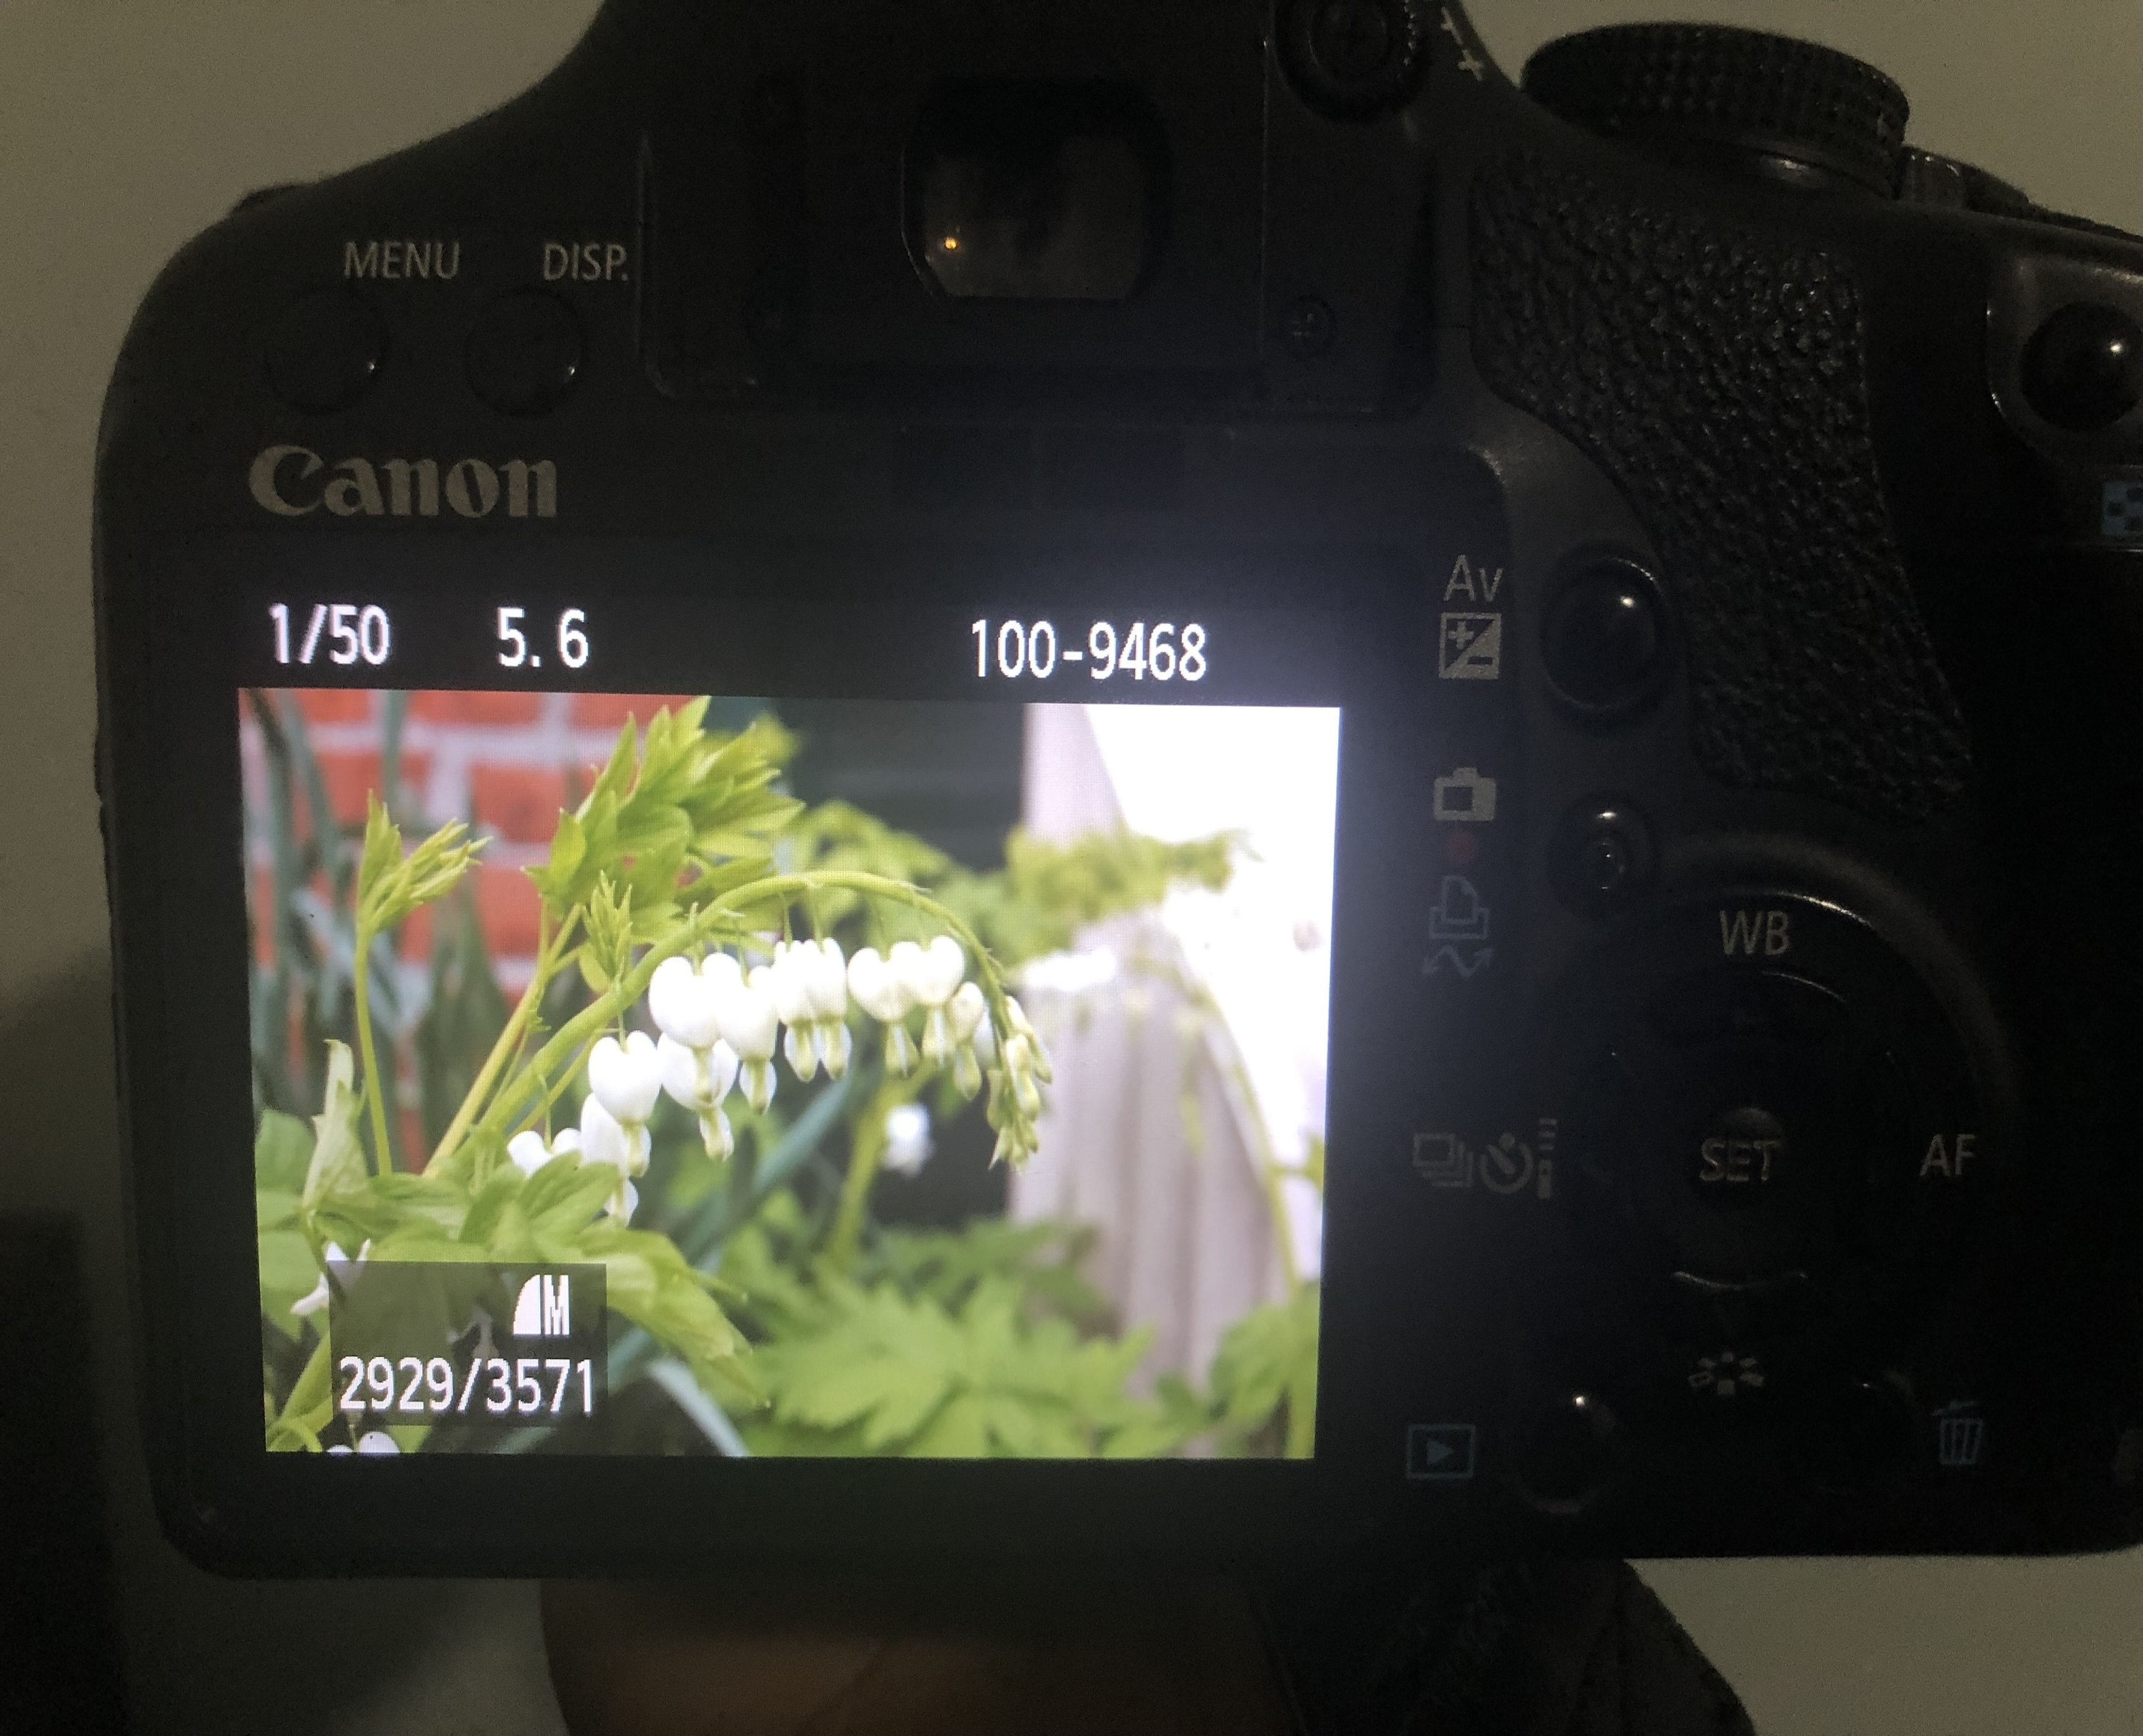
left=95, top=1, right=2143, bottom=1570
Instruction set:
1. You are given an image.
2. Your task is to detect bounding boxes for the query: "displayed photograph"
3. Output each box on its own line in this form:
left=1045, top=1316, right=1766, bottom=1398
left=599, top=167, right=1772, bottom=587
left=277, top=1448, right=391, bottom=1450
left=242, top=688, right=1339, bottom=1459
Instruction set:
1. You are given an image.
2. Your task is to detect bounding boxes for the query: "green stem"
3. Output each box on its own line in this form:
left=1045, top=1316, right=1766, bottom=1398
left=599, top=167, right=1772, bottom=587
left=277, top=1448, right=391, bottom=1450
left=823, top=1073, right=920, bottom=1270
left=267, top=1335, right=335, bottom=1451
left=431, top=908, right=579, bottom=1169
left=352, top=924, right=394, bottom=1176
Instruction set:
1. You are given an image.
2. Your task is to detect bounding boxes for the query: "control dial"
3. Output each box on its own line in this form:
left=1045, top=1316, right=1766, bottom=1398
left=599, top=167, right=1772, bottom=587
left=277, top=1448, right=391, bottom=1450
left=1522, top=24, right=1910, bottom=195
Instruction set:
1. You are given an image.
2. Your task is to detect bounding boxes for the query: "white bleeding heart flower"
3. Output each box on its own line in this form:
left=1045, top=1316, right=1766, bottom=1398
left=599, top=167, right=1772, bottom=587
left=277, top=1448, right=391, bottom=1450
left=656, top=1030, right=739, bottom=1110
left=714, top=963, right=779, bottom=1062
left=657, top=1032, right=738, bottom=1161
left=605, top=1176, right=639, bottom=1224
left=588, top=1032, right=663, bottom=1125
left=648, top=955, right=724, bottom=1051
left=802, top=937, right=848, bottom=1020
left=580, top=1090, right=647, bottom=1179
left=354, top=1430, right=401, bottom=1455
left=882, top=1102, right=933, bottom=1176
left=895, top=935, right=965, bottom=1009
left=710, top=963, right=779, bottom=1110
left=846, top=947, right=911, bottom=1023
left=771, top=937, right=851, bottom=1082
left=290, top=1238, right=371, bottom=1319
left=651, top=960, right=742, bottom=1160
left=507, top=1131, right=552, bottom=1177
left=768, top=941, right=816, bottom=1027
left=783, top=1021, right=820, bottom=1083
left=815, top=1019, right=853, bottom=1079
left=896, top=937, right=967, bottom=1066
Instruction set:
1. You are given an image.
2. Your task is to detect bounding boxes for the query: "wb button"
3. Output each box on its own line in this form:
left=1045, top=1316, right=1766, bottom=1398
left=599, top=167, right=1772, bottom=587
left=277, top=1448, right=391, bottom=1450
left=1406, top=1422, right=1478, bottom=1482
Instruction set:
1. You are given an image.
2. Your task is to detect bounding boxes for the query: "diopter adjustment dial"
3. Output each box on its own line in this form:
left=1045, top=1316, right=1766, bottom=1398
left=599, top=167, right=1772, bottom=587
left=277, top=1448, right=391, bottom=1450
left=1522, top=24, right=1910, bottom=196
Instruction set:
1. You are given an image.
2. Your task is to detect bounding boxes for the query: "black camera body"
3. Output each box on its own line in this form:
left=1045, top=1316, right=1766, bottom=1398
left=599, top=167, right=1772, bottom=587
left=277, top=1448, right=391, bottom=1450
left=95, top=0, right=2143, bottom=1572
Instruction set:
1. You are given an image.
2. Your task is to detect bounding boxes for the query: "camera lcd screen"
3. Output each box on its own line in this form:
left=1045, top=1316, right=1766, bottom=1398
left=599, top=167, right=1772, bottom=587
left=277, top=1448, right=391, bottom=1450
left=244, top=675, right=1338, bottom=1463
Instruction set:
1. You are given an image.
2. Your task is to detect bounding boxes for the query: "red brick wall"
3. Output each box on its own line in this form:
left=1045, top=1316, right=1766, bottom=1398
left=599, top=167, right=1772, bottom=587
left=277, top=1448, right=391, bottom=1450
left=239, top=688, right=694, bottom=1158
left=241, top=687, right=696, bottom=977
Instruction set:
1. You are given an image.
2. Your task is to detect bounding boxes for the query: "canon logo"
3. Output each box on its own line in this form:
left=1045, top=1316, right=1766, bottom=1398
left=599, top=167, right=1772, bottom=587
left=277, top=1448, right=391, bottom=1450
left=247, top=445, right=557, bottom=520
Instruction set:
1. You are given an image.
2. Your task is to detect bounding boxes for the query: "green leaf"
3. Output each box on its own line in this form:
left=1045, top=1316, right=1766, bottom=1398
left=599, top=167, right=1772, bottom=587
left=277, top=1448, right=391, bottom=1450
left=257, top=1228, right=320, bottom=1335
left=300, top=1040, right=366, bottom=1210
left=254, top=1109, right=314, bottom=1193
left=905, top=1392, right=990, bottom=1457
left=355, top=797, right=486, bottom=942
left=1208, top=1283, right=1320, bottom=1449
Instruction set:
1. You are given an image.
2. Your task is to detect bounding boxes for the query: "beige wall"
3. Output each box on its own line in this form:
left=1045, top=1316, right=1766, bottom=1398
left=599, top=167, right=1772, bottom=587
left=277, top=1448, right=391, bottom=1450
left=4, top=3, right=2138, bottom=1730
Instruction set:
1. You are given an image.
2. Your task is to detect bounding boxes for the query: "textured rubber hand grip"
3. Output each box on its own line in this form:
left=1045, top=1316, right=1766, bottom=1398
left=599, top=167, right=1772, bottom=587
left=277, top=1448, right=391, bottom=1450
left=1469, top=152, right=1973, bottom=824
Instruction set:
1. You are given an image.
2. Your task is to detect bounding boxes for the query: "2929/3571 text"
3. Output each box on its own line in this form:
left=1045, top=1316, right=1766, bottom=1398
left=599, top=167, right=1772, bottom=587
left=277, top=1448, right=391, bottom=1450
left=337, top=1352, right=596, bottom=1420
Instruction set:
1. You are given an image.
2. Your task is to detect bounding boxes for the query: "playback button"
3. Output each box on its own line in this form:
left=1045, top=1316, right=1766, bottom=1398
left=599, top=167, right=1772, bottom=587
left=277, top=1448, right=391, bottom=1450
left=1405, top=1422, right=1478, bottom=1482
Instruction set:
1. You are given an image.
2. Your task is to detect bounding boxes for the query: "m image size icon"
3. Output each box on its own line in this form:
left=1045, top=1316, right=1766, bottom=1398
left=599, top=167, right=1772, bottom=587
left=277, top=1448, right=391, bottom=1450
left=512, top=1272, right=573, bottom=1338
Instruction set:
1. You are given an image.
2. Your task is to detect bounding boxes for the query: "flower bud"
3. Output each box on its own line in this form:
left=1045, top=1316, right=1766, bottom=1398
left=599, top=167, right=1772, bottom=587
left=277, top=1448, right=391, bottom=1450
left=947, top=980, right=987, bottom=1045
left=951, top=1045, right=982, bottom=1099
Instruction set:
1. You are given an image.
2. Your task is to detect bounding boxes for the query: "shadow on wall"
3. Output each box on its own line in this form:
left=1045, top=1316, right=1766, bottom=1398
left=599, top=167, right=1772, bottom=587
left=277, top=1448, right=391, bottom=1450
left=0, top=961, right=565, bottom=1736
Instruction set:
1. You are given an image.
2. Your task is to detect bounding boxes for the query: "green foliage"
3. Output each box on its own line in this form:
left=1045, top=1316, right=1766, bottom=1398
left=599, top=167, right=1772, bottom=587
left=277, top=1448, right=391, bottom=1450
left=355, top=794, right=484, bottom=942
left=255, top=1066, right=756, bottom=1446
left=749, top=1278, right=1153, bottom=1456
left=1209, top=1282, right=1321, bottom=1458
left=415, top=887, right=511, bottom=1151
left=577, top=875, right=637, bottom=994
left=948, top=826, right=1243, bottom=968
left=865, top=1217, right=1113, bottom=1331
left=528, top=702, right=801, bottom=926
left=719, top=1196, right=1212, bottom=1460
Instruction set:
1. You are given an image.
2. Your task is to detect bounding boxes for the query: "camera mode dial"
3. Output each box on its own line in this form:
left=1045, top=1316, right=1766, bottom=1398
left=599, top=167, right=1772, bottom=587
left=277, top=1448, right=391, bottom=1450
left=1522, top=24, right=1910, bottom=196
